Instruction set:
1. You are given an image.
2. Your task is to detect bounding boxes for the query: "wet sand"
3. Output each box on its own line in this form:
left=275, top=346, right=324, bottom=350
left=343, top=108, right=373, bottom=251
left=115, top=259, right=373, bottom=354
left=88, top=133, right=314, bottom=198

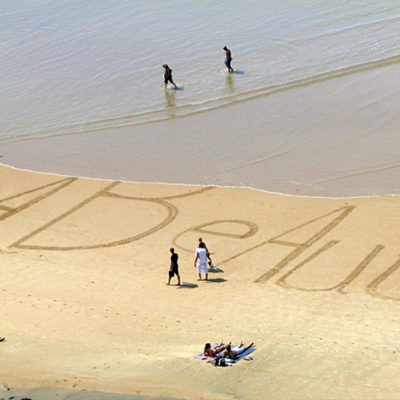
left=1, top=62, right=399, bottom=198
left=3, top=387, right=176, bottom=400
left=2, top=165, right=400, bottom=399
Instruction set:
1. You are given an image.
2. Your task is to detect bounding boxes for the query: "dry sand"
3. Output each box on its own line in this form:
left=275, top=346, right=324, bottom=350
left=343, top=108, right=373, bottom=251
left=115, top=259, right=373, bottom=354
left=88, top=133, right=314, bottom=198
left=1, top=164, right=400, bottom=400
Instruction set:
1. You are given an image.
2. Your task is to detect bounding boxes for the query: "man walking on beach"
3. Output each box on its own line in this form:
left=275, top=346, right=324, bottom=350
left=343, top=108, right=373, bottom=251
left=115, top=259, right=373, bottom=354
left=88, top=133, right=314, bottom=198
left=194, top=242, right=208, bottom=280
left=163, top=64, right=177, bottom=89
left=223, top=46, right=233, bottom=73
left=167, top=248, right=181, bottom=285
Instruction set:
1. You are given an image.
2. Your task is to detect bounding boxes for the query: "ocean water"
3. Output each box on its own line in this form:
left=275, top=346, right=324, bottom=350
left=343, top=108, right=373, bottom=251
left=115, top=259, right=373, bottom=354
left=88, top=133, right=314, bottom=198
left=1, top=1, right=400, bottom=196
left=1, top=0, right=399, bottom=141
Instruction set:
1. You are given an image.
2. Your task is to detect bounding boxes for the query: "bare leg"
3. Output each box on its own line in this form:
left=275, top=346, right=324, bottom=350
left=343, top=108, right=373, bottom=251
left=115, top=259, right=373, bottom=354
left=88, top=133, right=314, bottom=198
left=214, top=344, right=225, bottom=353
left=205, top=273, right=208, bottom=280
left=176, top=273, right=181, bottom=285
left=198, top=273, right=202, bottom=280
left=244, top=342, right=254, bottom=352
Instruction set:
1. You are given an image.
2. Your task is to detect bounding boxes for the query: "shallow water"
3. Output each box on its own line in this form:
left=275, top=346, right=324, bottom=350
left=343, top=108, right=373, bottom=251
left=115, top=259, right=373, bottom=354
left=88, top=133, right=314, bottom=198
left=2, top=0, right=399, bottom=141
left=1, top=1, right=400, bottom=196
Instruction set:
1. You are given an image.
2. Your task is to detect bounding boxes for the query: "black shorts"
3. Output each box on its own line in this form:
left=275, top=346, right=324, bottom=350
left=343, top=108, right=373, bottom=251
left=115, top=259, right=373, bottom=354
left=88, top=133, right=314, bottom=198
left=225, top=57, right=232, bottom=68
left=169, top=265, right=179, bottom=277
left=164, top=76, right=173, bottom=84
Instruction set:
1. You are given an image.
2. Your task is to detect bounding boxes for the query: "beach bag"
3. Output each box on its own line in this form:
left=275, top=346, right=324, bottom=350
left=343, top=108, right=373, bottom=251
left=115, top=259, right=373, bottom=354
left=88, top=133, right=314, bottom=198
left=214, top=355, right=226, bottom=367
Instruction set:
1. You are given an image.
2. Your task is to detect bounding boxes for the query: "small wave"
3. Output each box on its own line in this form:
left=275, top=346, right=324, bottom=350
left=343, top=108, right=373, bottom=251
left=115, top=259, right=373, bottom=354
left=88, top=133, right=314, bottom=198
left=296, top=13, right=400, bottom=43
left=199, top=149, right=292, bottom=179
left=312, top=161, right=400, bottom=185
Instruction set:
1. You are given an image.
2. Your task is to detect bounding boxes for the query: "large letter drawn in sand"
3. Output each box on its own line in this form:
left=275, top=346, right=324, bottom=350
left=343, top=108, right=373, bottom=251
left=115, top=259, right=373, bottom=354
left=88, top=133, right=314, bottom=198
left=277, top=244, right=384, bottom=293
left=9, top=181, right=179, bottom=250
left=173, top=220, right=258, bottom=254
left=254, top=205, right=356, bottom=283
left=367, top=258, right=400, bottom=301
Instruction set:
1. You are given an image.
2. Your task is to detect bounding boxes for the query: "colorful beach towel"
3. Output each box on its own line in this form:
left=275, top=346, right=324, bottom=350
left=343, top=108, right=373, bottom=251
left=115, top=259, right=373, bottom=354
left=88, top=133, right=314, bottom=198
left=196, top=344, right=256, bottom=364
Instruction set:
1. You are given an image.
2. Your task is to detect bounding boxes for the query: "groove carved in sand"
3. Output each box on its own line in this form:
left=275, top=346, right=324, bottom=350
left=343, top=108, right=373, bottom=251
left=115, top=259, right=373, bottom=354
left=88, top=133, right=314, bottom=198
left=2, top=178, right=400, bottom=300
left=172, top=220, right=258, bottom=253
left=2, top=180, right=213, bottom=250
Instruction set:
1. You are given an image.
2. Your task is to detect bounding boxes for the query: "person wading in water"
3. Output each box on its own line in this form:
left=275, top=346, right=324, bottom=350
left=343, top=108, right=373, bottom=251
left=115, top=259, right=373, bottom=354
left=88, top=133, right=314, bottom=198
left=223, top=46, right=233, bottom=73
left=163, top=64, right=177, bottom=89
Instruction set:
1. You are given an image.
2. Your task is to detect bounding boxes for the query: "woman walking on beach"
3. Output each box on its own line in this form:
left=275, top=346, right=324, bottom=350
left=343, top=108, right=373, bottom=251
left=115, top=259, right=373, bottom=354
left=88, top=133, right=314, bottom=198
left=194, top=242, right=208, bottom=280
left=198, top=237, right=213, bottom=268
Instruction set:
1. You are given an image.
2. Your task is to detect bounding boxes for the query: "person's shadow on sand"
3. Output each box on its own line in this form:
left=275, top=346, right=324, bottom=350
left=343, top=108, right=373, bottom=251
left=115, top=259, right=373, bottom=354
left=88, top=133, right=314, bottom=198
left=209, top=267, right=224, bottom=274
left=205, top=278, right=227, bottom=283
left=177, top=282, right=198, bottom=289
left=232, top=70, right=245, bottom=75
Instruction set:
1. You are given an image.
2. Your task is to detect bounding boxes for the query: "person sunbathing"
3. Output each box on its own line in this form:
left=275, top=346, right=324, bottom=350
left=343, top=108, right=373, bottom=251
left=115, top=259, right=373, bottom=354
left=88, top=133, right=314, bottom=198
left=223, top=342, right=254, bottom=360
left=204, top=341, right=230, bottom=357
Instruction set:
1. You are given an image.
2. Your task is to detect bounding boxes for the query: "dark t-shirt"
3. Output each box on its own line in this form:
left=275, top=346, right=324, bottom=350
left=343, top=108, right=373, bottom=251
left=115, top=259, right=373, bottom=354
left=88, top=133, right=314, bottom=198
left=171, top=252, right=178, bottom=267
left=164, top=67, right=172, bottom=80
left=170, top=252, right=179, bottom=274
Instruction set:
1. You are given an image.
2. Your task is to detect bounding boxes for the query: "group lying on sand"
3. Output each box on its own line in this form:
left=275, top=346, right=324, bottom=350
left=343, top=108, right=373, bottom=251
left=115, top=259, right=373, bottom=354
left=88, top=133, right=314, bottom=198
left=204, top=341, right=254, bottom=360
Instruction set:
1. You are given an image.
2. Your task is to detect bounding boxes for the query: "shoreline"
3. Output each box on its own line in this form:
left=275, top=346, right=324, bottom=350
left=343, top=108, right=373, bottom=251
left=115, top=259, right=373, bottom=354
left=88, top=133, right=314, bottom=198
left=0, top=61, right=400, bottom=198
left=1, top=62, right=399, bottom=199
left=1, top=160, right=398, bottom=201
left=3, top=3, right=400, bottom=397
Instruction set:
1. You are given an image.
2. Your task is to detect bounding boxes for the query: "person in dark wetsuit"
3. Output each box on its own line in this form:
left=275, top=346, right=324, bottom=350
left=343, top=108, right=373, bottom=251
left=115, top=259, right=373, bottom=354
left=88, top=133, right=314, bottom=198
left=167, top=247, right=181, bottom=285
left=163, top=64, right=177, bottom=89
left=223, top=46, right=233, bottom=73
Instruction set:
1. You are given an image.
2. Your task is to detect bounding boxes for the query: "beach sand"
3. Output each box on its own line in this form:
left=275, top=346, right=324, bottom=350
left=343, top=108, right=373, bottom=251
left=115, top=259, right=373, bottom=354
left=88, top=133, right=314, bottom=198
left=2, top=164, right=400, bottom=399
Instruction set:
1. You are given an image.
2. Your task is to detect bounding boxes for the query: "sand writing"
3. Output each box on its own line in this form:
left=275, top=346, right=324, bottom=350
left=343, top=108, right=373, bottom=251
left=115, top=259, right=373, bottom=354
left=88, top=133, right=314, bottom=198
left=173, top=205, right=399, bottom=301
left=1, top=178, right=398, bottom=300
left=1, top=178, right=212, bottom=250
left=173, top=220, right=258, bottom=253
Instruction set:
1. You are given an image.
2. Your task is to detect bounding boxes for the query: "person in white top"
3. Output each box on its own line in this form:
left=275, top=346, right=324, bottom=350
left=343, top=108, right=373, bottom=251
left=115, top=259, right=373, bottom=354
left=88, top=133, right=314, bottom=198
left=198, top=237, right=213, bottom=268
left=194, top=242, right=208, bottom=280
